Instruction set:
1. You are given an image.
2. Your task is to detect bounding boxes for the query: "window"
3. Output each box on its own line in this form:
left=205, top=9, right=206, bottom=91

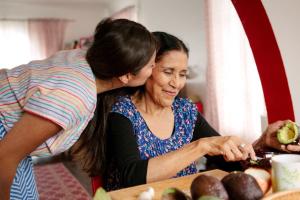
left=0, top=20, right=31, bottom=69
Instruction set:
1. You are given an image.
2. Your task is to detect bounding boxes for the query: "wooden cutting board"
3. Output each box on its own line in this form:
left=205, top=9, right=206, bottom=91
left=108, top=169, right=228, bottom=200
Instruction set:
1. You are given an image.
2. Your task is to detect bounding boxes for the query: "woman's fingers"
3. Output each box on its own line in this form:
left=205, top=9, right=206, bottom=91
left=225, top=137, right=256, bottom=161
left=222, top=144, right=236, bottom=161
left=230, top=142, right=244, bottom=160
left=266, top=119, right=290, bottom=136
left=248, top=145, right=257, bottom=160
left=222, top=140, right=244, bottom=161
left=286, top=144, right=300, bottom=152
left=239, top=143, right=256, bottom=160
left=271, top=120, right=286, bottom=130
left=206, top=136, right=257, bottom=161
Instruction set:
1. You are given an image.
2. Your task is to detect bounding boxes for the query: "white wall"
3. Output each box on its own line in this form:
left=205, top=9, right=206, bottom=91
left=262, top=0, right=300, bottom=123
left=107, top=0, right=138, bottom=14
left=2, top=0, right=298, bottom=123
left=138, top=0, right=207, bottom=101
left=0, top=0, right=206, bottom=100
left=0, top=1, right=109, bottom=44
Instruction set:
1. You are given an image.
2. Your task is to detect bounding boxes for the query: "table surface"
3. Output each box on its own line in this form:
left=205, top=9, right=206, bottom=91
left=108, top=169, right=228, bottom=200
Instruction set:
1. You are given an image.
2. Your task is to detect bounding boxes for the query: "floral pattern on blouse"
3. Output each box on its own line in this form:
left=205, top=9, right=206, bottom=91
left=105, top=96, right=198, bottom=191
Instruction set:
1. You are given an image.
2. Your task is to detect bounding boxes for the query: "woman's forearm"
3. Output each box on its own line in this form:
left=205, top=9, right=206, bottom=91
left=146, top=135, right=255, bottom=183
left=0, top=157, right=18, bottom=200
left=0, top=112, right=61, bottom=200
left=146, top=140, right=207, bottom=183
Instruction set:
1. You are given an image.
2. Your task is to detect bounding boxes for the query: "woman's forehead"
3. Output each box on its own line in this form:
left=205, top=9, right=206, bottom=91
left=156, top=53, right=188, bottom=70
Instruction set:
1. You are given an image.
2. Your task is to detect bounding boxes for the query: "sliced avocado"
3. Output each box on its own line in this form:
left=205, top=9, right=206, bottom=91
left=277, top=122, right=298, bottom=144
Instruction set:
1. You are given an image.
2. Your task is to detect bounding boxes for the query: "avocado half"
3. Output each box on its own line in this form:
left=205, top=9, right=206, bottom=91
left=277, top=122, right=299, bottom=144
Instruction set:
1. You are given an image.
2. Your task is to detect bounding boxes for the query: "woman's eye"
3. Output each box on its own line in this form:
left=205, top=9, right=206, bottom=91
left=180, top=73, right=187, bottom=77
left=164, top=71, right=172, bottom=75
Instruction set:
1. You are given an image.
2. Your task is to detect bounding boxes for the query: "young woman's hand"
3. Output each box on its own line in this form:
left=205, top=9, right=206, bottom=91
left=260, top=120, right=300, bottom=152
left=198, top=136, right=256, bottom=161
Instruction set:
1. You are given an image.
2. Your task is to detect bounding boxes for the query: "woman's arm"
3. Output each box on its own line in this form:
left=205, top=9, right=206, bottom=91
left=107, top=113, right=148, bottom=187
left=147, top=113, right=221, bottom=182
left=192, top=113, right=242, bottom=171
left=0, top=112, right=61, bottom=200
left=108, top=112, right=209, bottom=184
left=148, top=136, right=253, bottom=183
left=192, top=112, right=220, bottom=141
left=108, top=113, right=254, bottom=185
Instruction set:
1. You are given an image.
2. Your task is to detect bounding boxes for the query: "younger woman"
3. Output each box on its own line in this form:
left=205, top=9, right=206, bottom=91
left=0, top=18, right=156, bottom=199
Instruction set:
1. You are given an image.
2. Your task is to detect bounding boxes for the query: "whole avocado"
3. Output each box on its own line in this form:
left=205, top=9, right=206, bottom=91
left=221, top=172, right=263, bottom=200
left=190, top=174, right=229, bottom=200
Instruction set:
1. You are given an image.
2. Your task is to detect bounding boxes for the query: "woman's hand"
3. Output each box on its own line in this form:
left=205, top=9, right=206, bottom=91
left=198, top=136, right=256, bottom=161
left=261, top=120, right=300, bottom=152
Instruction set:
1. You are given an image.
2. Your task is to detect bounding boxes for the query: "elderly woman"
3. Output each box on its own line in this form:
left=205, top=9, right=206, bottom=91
left=103, top=32, right=292, bottom=191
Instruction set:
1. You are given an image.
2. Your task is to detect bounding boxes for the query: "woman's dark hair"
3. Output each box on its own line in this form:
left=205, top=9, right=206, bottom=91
left=152, top=31, right=189, bottom=62
left=71, top=18, right=156, bottom=176
left=86, top=18, right=157, bottom=79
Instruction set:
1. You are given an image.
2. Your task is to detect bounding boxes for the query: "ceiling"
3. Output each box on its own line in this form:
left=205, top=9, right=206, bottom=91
left=0, top=0, right=138, bottom=12
left=0, top=0, right=111, bottom=5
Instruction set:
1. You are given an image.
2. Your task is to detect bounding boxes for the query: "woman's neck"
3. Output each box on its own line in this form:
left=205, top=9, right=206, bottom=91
left=133, top=92, right=171, bottom=115
left=95, top=78, right=124, bottom=94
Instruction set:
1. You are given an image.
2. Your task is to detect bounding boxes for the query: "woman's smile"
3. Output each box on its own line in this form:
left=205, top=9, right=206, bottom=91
left=162, top=89, right=177, bottom=97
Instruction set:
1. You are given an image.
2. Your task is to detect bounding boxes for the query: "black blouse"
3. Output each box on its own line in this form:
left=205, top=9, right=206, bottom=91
left=105, top=112, right=241, bottom=188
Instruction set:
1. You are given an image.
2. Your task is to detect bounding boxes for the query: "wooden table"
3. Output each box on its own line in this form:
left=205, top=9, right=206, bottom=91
left=108, top=169, right=228, bottom=200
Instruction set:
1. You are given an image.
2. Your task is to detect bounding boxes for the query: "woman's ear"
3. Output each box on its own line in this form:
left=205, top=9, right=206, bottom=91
left=118, top=73, right=133, bottom=85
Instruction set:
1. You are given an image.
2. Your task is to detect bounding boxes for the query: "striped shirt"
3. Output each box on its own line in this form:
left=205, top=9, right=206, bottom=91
left=0, top=49, right=97, bottom=156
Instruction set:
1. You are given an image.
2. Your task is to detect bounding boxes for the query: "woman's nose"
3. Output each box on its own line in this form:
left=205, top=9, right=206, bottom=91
left=169, top=75, right=179, bottom=88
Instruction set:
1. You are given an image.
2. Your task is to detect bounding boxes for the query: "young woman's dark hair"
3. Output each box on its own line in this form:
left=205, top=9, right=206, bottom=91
left=152, top=31, right=189, bottom=62
left=87, top=18, right=157, bottom=79
left=71, top=18, right=156, bottom=176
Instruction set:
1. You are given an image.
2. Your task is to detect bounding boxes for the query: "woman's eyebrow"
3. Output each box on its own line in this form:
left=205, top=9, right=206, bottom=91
left=160, top=66, right=173, bottom=70
left=160, top=66, right=188, bottom=73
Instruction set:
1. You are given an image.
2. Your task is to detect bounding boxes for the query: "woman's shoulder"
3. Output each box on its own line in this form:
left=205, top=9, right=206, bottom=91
left=111, top=95, right=135, bottom=113
left=174, top=97, right=197, bottom=110
left=174, top=97, right=198, bottom=120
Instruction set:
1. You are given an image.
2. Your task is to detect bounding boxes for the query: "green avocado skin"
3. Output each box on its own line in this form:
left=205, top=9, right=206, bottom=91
left=198, top=196, right=221, bottom=200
